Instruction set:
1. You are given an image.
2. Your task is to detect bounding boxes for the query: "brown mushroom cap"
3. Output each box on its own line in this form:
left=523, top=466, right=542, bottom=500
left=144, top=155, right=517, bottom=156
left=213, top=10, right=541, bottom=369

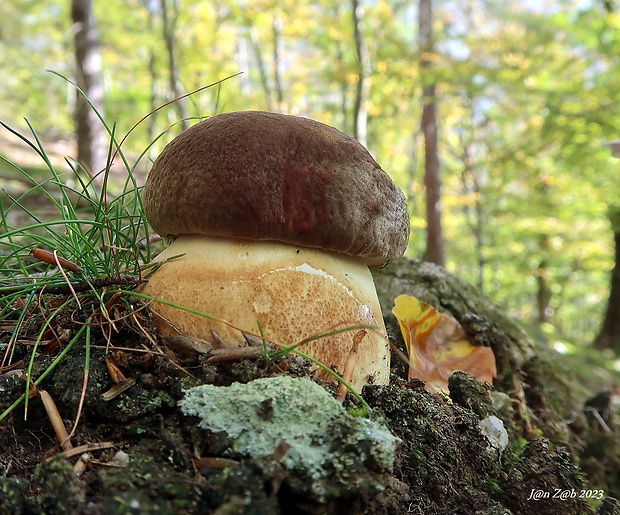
left=144, top=111, right=409, bottom=267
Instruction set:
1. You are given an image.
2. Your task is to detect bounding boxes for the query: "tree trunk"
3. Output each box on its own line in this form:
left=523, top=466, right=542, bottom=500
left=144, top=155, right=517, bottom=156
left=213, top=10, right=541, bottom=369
left=247, top=26, right=274, bottom=111
left=536, top=237, right=552, bottom=325
left=460, top=140, right=486, bottom=292
left=330, top=4, right=349, bottom=131
left=160, top=0, right=189, bottom=131
left=272, top=14, right=285, bottom=111
left=146, top=7, right=159, bottom=158
left=71, top=0, right=107, bottom=180
left=534, top=179, right=553, bottom=326
left=351, top=0, right=370, bottom=147
left=594, top=206, right=620, bottom=352
left=419, top=0, right=445, bottom=266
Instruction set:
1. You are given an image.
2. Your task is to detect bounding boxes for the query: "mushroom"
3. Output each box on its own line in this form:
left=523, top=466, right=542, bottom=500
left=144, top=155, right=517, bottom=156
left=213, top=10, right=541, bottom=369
left=140, top=111, right=409, bottom=390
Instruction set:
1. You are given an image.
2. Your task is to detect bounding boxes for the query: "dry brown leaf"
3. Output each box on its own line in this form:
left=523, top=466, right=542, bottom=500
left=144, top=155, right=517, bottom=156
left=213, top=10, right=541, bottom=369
left=392, top=294, right=497, bottom=394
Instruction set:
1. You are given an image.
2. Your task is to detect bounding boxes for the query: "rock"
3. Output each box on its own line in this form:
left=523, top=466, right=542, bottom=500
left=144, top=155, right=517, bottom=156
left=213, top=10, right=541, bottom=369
left=479, top=415, right=509, bottom=458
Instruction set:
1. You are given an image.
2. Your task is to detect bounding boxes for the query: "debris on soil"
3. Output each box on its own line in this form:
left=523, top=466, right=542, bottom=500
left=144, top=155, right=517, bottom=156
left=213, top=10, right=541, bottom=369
left=1, top=257, right=619, bottom=514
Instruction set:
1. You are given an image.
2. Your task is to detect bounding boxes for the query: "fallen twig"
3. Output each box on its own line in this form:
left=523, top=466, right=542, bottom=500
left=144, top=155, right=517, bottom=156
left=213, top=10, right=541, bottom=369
left=48, top=441, right=116, bottom=462
left=38, top=388, right=73, bottom=451
left=0, top=274, right=145, bottom=295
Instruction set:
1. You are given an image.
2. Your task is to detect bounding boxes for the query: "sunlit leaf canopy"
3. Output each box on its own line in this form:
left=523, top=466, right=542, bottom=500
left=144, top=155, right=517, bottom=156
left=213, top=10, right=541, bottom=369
left=1, top=0, right=619, bottom=346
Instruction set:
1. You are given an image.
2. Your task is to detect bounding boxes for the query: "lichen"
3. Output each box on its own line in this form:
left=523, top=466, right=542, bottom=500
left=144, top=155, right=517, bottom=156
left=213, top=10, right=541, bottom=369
left=180, top=376, right=398, bottom=497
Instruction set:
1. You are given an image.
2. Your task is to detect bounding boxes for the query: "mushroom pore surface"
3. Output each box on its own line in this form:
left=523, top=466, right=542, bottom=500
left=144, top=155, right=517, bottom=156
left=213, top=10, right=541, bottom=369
left=141, top=235, right=390, bottom=389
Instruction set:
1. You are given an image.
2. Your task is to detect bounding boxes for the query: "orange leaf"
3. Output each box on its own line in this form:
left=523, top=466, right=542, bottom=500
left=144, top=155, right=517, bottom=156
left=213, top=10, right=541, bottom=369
left=392, top=294, right=496, bottom=394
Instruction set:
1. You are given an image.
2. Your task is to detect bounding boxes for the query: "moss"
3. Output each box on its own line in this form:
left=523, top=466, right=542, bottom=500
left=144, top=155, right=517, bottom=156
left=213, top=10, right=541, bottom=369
left=483, top=478, right=503, bottom=494
left=93, top=458, right=208, bottom=514
left=499, top=439, right=591, bottom=515
left=0, top=477, right=33, bottom=514
left=34, top=458, right=86, bottom=515
left=448, top=371, right=495, bottom=419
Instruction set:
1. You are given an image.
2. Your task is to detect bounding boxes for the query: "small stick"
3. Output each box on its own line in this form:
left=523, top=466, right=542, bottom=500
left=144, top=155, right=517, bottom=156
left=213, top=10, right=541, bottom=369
left=0, top=274, right=145, bottom=295
left=210, top=329, right=227, bottom=349
left=38, top=389, right=73, bottom=451
left=65, top=369, right=89, bottom=443
left=73, top=453, right=91, bottom=476
left=53, top=250, right=81, bottom=309
left=206, top=346, right=265, bottom=363
left=48, top=441, right=116, bottom=462
left=30, top=248, right=83, bottom=273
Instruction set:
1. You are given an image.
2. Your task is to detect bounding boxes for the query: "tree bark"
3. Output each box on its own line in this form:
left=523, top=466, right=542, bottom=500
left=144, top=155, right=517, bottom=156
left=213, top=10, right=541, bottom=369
left=460, top=139, right=486, bottom=292
left=594, top=206, right=620, bottom=352
left=272, top=14, right=285, bottom=110
left=419, top=0, right=445, bottom=266
left=536, top=236, right=552, bottom=324
left=160, top=0, right=189, bottom=131
left=351, top=0, right=370, bottom=147
left=71, top=0, right=107, bottom=180
left=247, top=26, right=274, bottom=111
left=534, top=179, right=553, bottom=326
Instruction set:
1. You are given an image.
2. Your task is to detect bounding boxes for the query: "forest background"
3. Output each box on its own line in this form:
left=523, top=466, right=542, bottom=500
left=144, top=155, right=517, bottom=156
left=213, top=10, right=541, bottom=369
left=1, top=0, right=620, bottom=358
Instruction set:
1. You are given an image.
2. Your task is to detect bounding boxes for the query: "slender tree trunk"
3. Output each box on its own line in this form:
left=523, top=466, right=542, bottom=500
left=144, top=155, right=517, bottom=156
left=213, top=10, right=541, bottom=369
left=474, top=181, right=486, bottom=291
left=147, top=7, right=159, bottom=155
left=594, top=207, right=620, bottom=352
left=329, top=4, right=349, bottom=131
left=419, top=0, right=445, bottom=266
left=460, top=141, right=485, bottom=292
left=536, top=239, right=552, bottom=324
left=534, top=179, right=553, bottom=325
left=246, top=12, right=285, bottom=112
left=338, top=44, right=349, bottom=131
left=247, top=26, right=274, bottom=110
left=160, top=0, right=188, bottom=131
left=272, top=14, right=285, bottom=110
left=351, top=0, right=370, bottom=147
left=71, top=0, right=107, bottom=180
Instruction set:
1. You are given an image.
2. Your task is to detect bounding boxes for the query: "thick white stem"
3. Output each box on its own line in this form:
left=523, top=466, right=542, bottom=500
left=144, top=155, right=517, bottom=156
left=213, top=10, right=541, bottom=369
left=141, top=235, right=390, bottom=389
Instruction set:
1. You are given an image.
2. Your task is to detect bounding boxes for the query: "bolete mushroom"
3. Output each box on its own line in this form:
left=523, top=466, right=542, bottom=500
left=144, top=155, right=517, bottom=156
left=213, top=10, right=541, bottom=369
left=141, top=111, right=409, bottom=390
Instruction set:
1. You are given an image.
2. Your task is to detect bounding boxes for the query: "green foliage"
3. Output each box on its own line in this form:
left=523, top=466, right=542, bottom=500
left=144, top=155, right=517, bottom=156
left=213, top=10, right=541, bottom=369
left=430, top=2, right=620, bottom=345
left=0, top=118, right=153, bottom=288
left=0, top=101, right=165, bottom=421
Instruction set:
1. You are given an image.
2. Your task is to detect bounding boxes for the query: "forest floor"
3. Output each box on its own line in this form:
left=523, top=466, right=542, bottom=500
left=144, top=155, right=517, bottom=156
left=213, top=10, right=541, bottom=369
left=1, top=259, right=619, bottom=515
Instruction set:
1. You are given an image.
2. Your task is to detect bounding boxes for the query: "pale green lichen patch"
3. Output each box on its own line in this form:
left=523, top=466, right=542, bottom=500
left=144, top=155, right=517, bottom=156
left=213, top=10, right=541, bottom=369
left=180, top=376, right=398, bottom=484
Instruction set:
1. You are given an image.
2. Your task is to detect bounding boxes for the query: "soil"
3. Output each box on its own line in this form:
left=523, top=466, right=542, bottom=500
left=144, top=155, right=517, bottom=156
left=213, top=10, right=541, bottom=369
left=1, top=257, right=619, bottom=515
